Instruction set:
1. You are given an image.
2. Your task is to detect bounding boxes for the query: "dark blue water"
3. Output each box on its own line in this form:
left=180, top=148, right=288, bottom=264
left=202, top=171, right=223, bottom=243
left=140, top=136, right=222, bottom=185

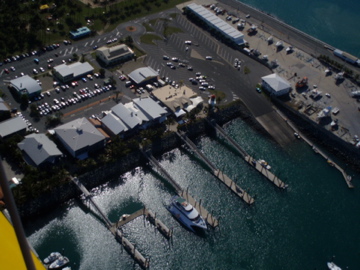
left=25, top=118, right=360, bottom=269
left=236, top=0, right=360, bottom=57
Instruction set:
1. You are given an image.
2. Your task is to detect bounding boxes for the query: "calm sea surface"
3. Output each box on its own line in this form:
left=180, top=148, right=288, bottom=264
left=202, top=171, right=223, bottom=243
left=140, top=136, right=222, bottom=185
left=236, top=0, right=360, bottom=57
left=25, top=1, right=360, bottom=269
left=25, top=118, right=360, bottom=270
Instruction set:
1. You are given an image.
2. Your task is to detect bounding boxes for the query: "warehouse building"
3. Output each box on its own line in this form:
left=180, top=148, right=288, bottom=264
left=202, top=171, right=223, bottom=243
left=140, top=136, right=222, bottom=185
left=9, top=75, right=42, bottom=98
left=185, top=3, right=245, bottom=46
left=261, top=73, right=291, bottom=96
left=53, top=62, right=94, bottom=83
left=96, top=44, right=134, bottom=66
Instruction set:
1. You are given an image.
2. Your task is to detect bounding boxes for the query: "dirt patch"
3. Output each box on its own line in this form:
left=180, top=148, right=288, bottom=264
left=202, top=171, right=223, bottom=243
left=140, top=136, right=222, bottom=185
left=126, top=26, right=137, bottom=32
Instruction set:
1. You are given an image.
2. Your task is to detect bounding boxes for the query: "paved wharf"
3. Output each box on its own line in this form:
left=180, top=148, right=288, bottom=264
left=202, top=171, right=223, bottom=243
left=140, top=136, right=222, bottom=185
left=72, top=177, right=150, bottom=269
left=274, top=110, right=354, bottom=188
left=140, top=149, right=219, bottom=228
left=206, top=120, right=288, bottom=189
left=176, top=131, right=255, bottom=205
left=114, top=208, right=173, bottom=239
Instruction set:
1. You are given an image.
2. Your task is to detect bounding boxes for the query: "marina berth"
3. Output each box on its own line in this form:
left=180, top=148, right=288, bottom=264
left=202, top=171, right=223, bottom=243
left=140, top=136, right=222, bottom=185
left=167, top=195, right=207, bottom=233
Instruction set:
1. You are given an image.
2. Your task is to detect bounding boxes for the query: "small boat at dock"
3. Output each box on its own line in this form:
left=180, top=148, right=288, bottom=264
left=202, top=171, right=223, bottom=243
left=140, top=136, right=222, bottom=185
left=49, top=255, right=70, bottom=269
left=258, top=160, right=271, bottom=170
left=43, top=252, right=61, bottom=265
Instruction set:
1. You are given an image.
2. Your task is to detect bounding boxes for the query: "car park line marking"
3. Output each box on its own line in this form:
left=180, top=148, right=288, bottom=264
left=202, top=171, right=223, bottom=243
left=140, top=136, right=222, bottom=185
left=84, top=42, right=88, bottom=47
left=64, top=49, right=68, bottom=55
left=98, top=38, right=101, bottom=42
left=90, top=40, right=94, bottom=45
left=69, top=47, right=74, bottom=54
left=75, top=48, right=78, bottom=52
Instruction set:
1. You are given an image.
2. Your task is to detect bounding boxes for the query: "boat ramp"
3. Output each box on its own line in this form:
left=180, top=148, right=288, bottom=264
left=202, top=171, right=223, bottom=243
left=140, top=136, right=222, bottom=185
left=205, top=119, right=288, bottom=189
left=71, top=177, right=173, bottom=269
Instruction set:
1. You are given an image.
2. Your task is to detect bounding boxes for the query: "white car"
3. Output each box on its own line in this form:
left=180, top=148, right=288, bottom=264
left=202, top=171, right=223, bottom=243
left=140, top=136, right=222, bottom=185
left=39, top=67, right=45, bottom=72
left=171, top=57, right=179, bottom=62
left=33, top=69, right=38, bottom=74
left=206, top=56, right=212, bottom=60
left=185, top=40, right=192, bottom=45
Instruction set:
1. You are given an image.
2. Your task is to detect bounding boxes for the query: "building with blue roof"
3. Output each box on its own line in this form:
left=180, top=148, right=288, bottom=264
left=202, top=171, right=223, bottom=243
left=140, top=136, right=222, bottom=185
left=70, top=26, right=91, bottom=39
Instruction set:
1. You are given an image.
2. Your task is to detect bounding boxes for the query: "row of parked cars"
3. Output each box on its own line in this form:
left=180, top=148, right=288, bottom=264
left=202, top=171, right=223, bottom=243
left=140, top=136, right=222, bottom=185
left=37, top=84, right=113, bottom=116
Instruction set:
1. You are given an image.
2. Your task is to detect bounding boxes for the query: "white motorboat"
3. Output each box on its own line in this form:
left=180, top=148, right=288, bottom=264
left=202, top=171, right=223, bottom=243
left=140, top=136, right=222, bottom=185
left=327, top=262, right=342, bottom=270
left=258, top=159, right=271, bottom=170
left=167, top=196, right=207, bottom=233
left=43, top=252, right=61, bottom=265
left=49, top=256, right=70, bottom=269
left=275, top=40, right=283, bottom=48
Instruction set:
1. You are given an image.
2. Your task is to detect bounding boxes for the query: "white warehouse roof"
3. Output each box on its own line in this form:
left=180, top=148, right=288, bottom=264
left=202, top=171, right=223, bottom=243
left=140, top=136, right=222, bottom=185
left=187, top=3, right=245, bottom=45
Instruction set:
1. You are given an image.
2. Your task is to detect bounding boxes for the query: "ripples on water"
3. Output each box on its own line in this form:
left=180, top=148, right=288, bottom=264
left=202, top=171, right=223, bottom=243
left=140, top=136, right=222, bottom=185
left=26, top=118, right=360, bottom=269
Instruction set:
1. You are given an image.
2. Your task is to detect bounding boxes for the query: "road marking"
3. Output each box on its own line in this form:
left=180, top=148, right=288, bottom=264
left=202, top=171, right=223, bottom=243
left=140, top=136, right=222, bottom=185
left=84, top=42, right=88, bottom=47
left=98, top=38, right=101, bottom=42
left=90, top=40, right=94, bottom=45
left=69, top=47, right=74, bottom=54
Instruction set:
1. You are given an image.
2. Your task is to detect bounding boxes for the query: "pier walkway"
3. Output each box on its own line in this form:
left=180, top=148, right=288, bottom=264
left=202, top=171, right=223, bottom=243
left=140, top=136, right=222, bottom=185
left=113, top=208, right=173, bottom=239
left=176, top=131, right=255, bottom=205
left=140, top=149, right=219, bottom=228
left=205, top=120, right=288, bottom=189
left=71, top=177, right=150, bottom=269
left=274, top=110, right=354, bottom=188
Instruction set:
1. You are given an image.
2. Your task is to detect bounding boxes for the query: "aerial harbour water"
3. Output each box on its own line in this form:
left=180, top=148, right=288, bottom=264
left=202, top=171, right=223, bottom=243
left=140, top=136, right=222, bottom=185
left=234, top=0, right=360, bottom=57
left=23, top=0, right=360, bottom=269
left=25, top=118, right=360, bottom=270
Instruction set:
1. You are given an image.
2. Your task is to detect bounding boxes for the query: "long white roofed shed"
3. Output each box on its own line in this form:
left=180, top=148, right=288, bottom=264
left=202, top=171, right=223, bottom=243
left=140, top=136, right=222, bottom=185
left=186, top=3, right=245, bottom=46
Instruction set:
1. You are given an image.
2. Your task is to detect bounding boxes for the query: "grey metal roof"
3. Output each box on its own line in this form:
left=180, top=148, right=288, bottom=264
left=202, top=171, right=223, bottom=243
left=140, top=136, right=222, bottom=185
left=111, top=103, right=142, bottom=129
left=0, top=98, right=8, bottom=111
left=133, top=97, right=167, bottom=120
left=54, top=117, right=105, bottom=152
left=128, top=67, right=158, bottom=84
left=17, top=133, right=62, bottom=166
left=187, top=3, right=245, bottom=45
left=101, top=113, right=128, bottom=135
left=261, top=73, right=291, bottom=92
left=97, top=44, right=134, bottom=61
left=10, top=75, right=42, bottom=95
left=54, top=62, right=94, bottom=78
left=0, top=116, right=27, bottom=138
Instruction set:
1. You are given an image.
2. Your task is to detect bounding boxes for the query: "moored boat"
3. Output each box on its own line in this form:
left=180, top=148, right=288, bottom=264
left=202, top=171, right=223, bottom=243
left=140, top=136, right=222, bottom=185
left=43, top=252, right=61, bottom=265
left=258, top=159, right=271, bottom=170
left=294, top=132, right=301, bottom=139
left=167, top=195, right=207, bottom=233
left=327, top=262, right=342, bottom=270
left=49, top=256, right=70, bottom=269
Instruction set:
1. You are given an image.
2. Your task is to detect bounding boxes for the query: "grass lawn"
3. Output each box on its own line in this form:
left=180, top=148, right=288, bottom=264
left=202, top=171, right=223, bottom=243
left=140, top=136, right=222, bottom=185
left=140, top=34, right=162, bottom=45
left=142, top=22, right=154, bottom=32
left=164, top=26, right=183, bottom=36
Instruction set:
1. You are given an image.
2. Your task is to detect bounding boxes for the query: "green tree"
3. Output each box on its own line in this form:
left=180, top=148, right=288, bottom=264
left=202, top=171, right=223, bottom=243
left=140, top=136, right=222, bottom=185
left=99, top=68, right=105, bottom=78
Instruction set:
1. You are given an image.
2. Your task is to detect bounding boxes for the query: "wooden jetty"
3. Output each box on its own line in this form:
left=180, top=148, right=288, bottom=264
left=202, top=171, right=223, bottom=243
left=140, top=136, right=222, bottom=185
left=274, top=110, right=354, bottom=188
left=71, top=177, right=150, bottom=269
left=114, top=208, right=173, bottom=239
left=206, top=119, right=288, bottom=189
left=140, top=149, right=219, bottom=228
left=176, top=131, right=255, bottom=205
left=245, top=156, right=288, bottom=189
